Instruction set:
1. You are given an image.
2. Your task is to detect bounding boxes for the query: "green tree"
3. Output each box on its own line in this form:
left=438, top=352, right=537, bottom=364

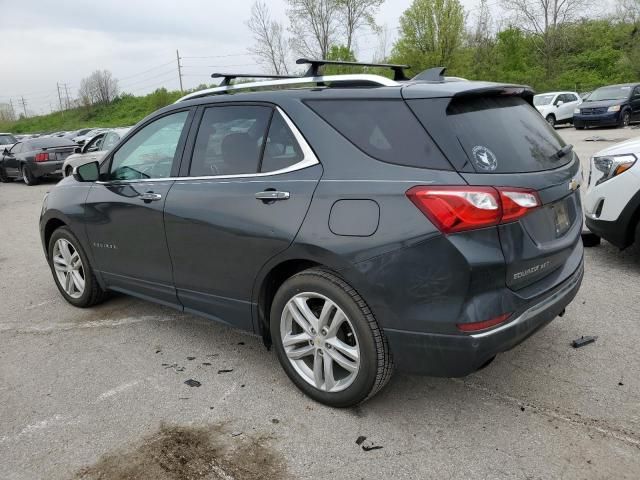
left=390, top=0, right=465, bottom=75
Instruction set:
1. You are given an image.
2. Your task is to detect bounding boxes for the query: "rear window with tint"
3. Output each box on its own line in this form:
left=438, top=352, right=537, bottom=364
left=306, top=99, right=452, bottom=170
left=408, top=96, right=568, bottom=173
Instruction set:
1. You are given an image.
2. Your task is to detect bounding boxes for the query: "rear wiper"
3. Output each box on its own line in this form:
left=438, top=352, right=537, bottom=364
left=555, top=144, right=573, bottom=159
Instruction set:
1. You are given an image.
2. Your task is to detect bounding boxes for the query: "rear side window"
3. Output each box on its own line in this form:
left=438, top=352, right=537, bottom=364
left=409, top=96, right=568, bottom=173
left=306, top=100, right=452, bottom=170
left=190, top=106, right=272, bottom=177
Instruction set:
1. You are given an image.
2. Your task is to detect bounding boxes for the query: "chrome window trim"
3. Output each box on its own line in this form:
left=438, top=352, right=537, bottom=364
left=175, top=74, right=399, bottom=103
left=97, top=107, right=319, bottom=185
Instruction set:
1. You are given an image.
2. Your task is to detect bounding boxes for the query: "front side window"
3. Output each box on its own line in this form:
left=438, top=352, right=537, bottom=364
left=0, top=134, right=17, bottom=145
left=109, top=110, right=189, bottom=181
left=190, top=105, right=272, bottom=177
left=85, top=135, right=104, bottom=152
left=102, top=132, right=120, bottom=151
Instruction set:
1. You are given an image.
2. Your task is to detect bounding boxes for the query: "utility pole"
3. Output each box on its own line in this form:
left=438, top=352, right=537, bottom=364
left=63, top=83, right=71, bottom=109
left=176, top=49, right=184, bottom=92
left=56, top=82, right=64, bottom=118
left=8, top=99, right=15, bottom=120
left=19, top=96, right=27, bottom=118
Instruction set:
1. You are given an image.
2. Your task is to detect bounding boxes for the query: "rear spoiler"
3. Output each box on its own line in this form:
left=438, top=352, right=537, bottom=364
left=452, top=85, right=535, bottom=106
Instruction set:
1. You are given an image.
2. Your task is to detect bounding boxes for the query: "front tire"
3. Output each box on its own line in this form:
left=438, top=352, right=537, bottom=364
left=270, top=268, right=393, bottom=407
left=21, top=165, right=39, bottom=186
left=620, top=110, right=631, bottom=128
left=48, top=227, right=108, bottom=307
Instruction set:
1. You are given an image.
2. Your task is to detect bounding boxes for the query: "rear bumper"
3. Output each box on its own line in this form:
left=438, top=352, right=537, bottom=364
left=384, top=259, right=584, bottom=377
left=30, top=161, right=64, bottom=178
left=573, top=112, right=620, bottom=127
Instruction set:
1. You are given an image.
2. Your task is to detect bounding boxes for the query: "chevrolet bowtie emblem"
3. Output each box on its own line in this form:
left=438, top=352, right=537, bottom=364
left=569, top=179, right=580, bottom=191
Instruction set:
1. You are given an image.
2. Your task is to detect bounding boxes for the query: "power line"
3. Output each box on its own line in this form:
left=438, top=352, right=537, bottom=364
left=116, top=59, right=177, bottom=81
left=181, top=52, right=252, bottom=59
left=118, top=67, right=179, bottom=89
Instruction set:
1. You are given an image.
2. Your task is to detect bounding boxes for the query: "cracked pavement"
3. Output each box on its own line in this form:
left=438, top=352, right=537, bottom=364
left=1, top=127, right=640, bottom=479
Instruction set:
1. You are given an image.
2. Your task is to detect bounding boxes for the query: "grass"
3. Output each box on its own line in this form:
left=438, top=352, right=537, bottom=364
left=0, top=88, right=185, bottom=134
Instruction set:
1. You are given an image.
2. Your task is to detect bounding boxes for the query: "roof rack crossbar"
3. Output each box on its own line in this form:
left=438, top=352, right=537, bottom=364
left=296, top=58, right=410, bottom=81
left=175, top=74, right=399, bottom=103
left=211, top=72, right=298, bottom=86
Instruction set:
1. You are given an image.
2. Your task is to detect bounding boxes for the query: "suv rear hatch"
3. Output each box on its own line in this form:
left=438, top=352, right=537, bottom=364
left=405, top=85, right=583, bottom=293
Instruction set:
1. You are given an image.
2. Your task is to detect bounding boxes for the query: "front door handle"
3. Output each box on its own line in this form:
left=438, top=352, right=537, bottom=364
left=140, top=192, right=162, bottom=203
left=255, top=190, right=290, bottom=201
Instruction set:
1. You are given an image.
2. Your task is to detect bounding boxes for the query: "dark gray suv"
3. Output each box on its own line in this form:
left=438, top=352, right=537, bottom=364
left=40, top=62, right=584, bottom=407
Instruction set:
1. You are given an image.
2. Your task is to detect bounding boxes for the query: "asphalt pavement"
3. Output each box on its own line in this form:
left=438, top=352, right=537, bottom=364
left=1, top=126, right=640, bottom=479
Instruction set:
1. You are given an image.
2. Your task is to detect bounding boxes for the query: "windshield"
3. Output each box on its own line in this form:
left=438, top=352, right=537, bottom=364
left=0, top=134, right=17, bottom=145
left=586, top=86, right=631, bottom=102
left=533, top=94, right=555, bottom=106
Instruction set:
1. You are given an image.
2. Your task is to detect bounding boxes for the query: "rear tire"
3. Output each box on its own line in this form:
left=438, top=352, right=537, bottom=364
left=0, top=167, right=12, bottom=183
left=581, top=231, right=601, bottom=247
left=21, top=165, right=39, bottom=186
left=546, top=114, right=556, bottom=128
left=270, top=268, right=393, bottom=407
left=48, top=227, right=108, bottom=308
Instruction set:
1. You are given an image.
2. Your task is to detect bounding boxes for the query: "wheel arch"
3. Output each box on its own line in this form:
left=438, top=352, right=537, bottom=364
left=43, top=217, right=68, bottom=259
left=252, top=246, right=359, bottom=347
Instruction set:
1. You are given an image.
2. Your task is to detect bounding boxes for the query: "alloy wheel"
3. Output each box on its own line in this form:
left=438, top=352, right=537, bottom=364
left=280, top=292, right=360, bottom=393
left=52, top=238, right=85, bottom=298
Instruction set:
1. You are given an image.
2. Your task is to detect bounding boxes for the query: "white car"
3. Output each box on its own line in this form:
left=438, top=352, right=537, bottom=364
left=62, top=127, right=130, bottom=177
left=0, top=132, right=18, bottom=150
left=72, top=128, right=106, bottom=146
left=533, top=92, right=582, bottom=127
left=584, top=136, right=640, bottom=248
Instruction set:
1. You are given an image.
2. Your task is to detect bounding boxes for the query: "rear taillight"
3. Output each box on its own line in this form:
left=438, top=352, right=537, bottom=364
left=456, top=313, right=512, bottom=332
left=406, top=186, right=540, bottom=234
left=35, top=152, right=49, bottom=162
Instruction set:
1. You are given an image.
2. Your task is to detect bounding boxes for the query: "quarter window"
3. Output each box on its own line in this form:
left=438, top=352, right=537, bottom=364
left=190, top=106, right=272, bottom=177
left=306, top=99, right=452, bottom=170
left=260, top=111, right=304, bottom=173
left=109, top=110, right=189, bottom=181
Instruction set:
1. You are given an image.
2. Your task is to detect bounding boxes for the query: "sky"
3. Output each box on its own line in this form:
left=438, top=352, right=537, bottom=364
left=0, top=0, right=606, bottom=116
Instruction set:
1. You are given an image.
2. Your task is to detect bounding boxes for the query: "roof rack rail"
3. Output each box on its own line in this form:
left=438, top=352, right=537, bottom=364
left=296, top=58, right=410, bottom=81
left=412, top=67, right=447, bottom=82
left=175, top=74, right=399, bottom=103
left=211, top=72, right=297, bottom=87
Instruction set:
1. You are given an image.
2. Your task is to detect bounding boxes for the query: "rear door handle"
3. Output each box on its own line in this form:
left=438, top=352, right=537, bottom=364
left=255, top=191, right=290, bottom=201
left=140, top=192, right=162, bottom=203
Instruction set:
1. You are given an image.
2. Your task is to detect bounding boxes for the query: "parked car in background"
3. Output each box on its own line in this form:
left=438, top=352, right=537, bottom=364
left=584, top=136, right=640, bottom=248
left=62, top=127, right=131, bottom=176
left=533, top=91, right=582, bottom=127
left=0, top=133, right=18, bottom=149
left=63, top=128, right=93, bottom=140
left=40, top=66, right=584, bottom=407
left=73, top=128, right=106, bottom=146
left=0, top=137, right=77, bottom=185
left=574, top=83, right=640, bottom=129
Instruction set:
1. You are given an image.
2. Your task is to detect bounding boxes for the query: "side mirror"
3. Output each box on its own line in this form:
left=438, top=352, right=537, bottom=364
left=72, top=161, right=100, bottom=182
left=74, top=146, right=81, bottom=154
left=87, top=145, right=99, bottom=153
left=2, top=148, right=9, bottom=155
left=556, top=101, right=564, bottom=106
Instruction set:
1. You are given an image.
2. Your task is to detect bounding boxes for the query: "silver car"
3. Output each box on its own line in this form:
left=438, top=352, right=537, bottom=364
left=62, top=128, right=130, bottom=177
